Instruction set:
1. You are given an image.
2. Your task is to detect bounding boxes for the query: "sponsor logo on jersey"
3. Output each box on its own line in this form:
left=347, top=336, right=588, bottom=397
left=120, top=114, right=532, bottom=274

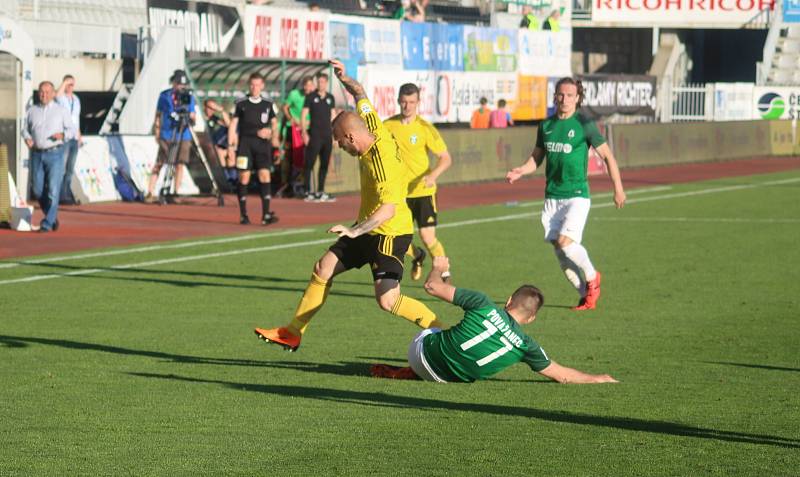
left=544, top=141, right=573, bottom=154
left=568, top=129, right=575, bottom=138
left=360, top=103, right=373, bottom=114
left=261, top=112, right=269, bottom=123
left=410, top=134, right=418, bottom=145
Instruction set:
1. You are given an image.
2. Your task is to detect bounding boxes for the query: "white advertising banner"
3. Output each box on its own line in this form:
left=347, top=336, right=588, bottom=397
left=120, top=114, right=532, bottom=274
left=517, top=30, right=572, bottom=77
left=362, top=18, right=403, bottom=69
left=752, top=86, right=800, bottom=119
left=362, top=67, right=518, bottom=123
left=122, top=136, right=200, bottom=195
left=244, top=5, right=328, bottom=59
left=72, top=137, right=121, bottom=204
left=713, top=83, right=755, bottom=121
left=591, top=0, right=776, bottom=27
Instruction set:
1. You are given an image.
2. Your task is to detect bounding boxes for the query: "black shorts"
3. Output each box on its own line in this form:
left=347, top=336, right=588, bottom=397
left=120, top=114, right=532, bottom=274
left=329, top=233, right=413, bottom=281
left=236, top=136, right=274, bottom=172
left=407, top=195, right=438, bottom=227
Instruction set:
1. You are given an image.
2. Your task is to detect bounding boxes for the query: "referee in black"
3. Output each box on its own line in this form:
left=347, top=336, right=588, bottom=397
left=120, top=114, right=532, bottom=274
left=301, top=72, right=336, bottom=202
left=228, top=72, right=280, bottom=225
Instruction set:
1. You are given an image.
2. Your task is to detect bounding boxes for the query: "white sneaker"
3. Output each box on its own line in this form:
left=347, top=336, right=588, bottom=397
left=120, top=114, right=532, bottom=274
left=317, top=192, right=336, bottom=202
left=303, top=193, right=316, bottom=202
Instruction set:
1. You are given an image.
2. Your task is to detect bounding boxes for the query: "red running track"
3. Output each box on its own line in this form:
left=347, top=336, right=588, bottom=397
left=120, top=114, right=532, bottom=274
left=2, top=156, right=799, bottom=260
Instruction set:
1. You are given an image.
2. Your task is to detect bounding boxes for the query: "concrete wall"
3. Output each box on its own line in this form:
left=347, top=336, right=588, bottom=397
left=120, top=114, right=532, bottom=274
left=33, top=57, right=122, bottom=91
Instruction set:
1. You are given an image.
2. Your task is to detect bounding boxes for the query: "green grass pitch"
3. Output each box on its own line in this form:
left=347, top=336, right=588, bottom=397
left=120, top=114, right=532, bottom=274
left=1, top=170, right=799, bottom=476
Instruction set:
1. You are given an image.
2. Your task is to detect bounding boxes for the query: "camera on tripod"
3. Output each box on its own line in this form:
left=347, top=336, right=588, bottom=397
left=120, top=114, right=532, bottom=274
left=170, top=91, right=194, bottom=121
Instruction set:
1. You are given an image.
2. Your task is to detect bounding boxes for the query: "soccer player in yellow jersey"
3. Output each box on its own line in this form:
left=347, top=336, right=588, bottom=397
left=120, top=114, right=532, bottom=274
left=384, top=83, right=452, bottom=280
left=254, top=59, right=444, bottom=351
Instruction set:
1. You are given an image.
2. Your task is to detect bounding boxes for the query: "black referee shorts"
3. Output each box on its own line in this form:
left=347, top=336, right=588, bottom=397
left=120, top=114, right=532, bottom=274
left=329, top=233, right=413, bottom=281
left=236, top=136, right=274, bottom=172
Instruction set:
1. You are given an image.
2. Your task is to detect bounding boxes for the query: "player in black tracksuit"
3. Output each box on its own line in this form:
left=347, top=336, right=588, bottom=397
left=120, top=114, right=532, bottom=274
left=301, top=72, right=336, bottom=202
left=228, top=72, right=280, bottom=225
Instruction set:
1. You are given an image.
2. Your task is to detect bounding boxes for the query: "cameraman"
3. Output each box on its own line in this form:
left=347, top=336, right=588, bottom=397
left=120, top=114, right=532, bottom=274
left=228, top=72, right=280, bottom=225
left=146, top=69, right=196, bottom=201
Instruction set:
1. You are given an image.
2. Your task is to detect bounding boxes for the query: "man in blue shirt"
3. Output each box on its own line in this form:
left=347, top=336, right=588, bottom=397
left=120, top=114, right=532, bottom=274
left=22, top=81, right=76, bottom=232
left=146, top=69, right=197, bottom=201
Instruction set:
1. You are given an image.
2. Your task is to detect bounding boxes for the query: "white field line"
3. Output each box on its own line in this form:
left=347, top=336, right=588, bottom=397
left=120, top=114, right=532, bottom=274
left=0, top=228, right=316, bottom=270
left=592, top=217, right=800, bottom=224
left=515, top=185, right=673, bottom=207
left=1, top=176, right=798, bottom=286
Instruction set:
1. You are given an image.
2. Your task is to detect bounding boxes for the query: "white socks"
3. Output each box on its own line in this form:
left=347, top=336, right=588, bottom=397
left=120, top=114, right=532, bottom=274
left=560, top=242, right=597, bottom=284
left=554, top=248, right=585, bottom=297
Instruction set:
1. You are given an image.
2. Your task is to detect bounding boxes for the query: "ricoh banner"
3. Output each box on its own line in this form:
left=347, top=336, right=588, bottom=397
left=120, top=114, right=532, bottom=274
left=578, top=74, right=657, bottom=118
left=147, top=0, right=244, bottom=56
left=591, top=0, right=776, bottom=27
left=244, top=5, right=328, bottom=59
left=753, top=86, right=800, bottom=119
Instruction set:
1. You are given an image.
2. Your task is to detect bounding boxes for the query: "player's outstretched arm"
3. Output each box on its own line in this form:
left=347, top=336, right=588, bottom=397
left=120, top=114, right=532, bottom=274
left=595, top=143, right=626, bottom=208
left=506, top=147, right=544, bottom=184
left=329, top=59, right=367, bottom=102
left=424, top=257, right=456, bottom=303
left=537, top=360, right=618, bottom=384
left=328, top=203, right=396, bottom=239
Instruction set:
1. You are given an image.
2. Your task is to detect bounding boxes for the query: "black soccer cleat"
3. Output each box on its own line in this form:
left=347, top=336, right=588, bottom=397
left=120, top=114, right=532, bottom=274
left=261, top=213, right=279, bottom=226
left=240, top=215, right=251, bottom=225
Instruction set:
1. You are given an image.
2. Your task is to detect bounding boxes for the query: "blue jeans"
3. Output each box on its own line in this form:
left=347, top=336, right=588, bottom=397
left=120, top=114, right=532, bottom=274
left=60, top=139, right=79, bottom=203
left=30, top=145, right=65, bottom=230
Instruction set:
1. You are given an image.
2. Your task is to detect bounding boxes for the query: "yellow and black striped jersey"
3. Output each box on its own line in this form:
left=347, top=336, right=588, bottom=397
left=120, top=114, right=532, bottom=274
left=356, top=98, right=413, bottom=236
left=383, top=115, right=447, bottom=198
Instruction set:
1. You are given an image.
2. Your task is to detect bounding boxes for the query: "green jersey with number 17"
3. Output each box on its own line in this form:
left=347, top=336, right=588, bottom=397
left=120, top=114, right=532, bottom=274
left=536, top=112, right=606, bottom=199
left=422, top=288, right=551, bottom=382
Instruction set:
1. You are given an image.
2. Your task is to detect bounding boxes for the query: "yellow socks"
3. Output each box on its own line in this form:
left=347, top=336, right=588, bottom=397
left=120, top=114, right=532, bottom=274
left=390, top=294, right=444, bottom=329
left=425, top=240, right=446, bottom=258
left=286, top=273, right=331, bottom=336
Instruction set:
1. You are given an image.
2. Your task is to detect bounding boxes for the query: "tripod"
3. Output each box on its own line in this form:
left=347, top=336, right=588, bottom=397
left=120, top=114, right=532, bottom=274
left=159, top=111, right=224, bottom=206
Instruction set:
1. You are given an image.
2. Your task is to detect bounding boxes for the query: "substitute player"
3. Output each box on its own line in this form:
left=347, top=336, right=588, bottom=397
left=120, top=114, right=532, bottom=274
left=384, top=83, right=452, bottom=281
left=370, top=257, right=618, bottom=383
left=506, top=77, right=626, bottom=310
left=228, top=72, right=280, bottom=225
left=253, top=59, right=443, bottom=352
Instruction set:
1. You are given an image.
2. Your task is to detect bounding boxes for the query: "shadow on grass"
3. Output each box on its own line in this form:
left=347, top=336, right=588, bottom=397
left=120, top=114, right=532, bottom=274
left=17, top=262, right=435, bottom=301
left=704, top=361, right=800, bottom=373
left=129, top=372, right=800, bottom=449
left=0, top=334, right=376, bottom=376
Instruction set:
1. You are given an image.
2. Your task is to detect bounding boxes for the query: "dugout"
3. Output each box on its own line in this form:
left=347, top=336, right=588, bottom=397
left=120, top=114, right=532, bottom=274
left=184, top=57, right=335, bottom=111
left=0, top=16, right=35, bottom=202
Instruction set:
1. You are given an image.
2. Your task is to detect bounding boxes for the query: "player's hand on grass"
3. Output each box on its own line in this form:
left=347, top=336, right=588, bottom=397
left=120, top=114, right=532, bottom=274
left=506, top=168, right=524, bottom=184
left=614, top=189, right=626, bottom=209
left=328, top=224, right=356, bottom=238
left=595, top=374, right=619, bottom=383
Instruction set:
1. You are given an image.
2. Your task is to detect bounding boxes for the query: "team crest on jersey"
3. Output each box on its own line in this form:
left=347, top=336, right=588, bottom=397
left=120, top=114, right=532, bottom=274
left=410, top=134, right=418, bottom=145
left=568, top=129, right=575, bottom=138
left=261, top=112, right=268, bottom=123
left=360, top=103, right=372, bottom=114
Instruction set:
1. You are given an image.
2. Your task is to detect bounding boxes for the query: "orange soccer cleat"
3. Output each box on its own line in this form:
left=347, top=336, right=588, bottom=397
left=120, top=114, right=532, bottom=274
left=369, top=363, right=419, bottom=380
left=573, top=271, right=602, bottom=311
left=254, top=327, right=301, bottom=352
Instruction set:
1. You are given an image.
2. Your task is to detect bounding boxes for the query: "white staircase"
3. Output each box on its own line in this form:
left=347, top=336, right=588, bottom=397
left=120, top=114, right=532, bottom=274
left=99, top=83, right=134, bottom=135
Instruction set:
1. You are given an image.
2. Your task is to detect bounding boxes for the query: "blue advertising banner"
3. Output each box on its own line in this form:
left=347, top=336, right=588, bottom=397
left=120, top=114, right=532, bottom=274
left=785, top=0, right=800, bottom=22
left=330, top=21, right=365, bottom=74
left=431, top=24, right=464, bottom=71
left=401, top=22, right=434, bottom=70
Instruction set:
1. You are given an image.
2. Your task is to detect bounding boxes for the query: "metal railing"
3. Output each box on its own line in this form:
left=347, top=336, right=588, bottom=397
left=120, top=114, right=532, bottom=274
left=661, top=82, right=714, bottom=122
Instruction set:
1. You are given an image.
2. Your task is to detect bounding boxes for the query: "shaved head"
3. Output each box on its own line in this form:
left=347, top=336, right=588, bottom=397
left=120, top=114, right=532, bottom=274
left=333, top=111, right=373, bottom=156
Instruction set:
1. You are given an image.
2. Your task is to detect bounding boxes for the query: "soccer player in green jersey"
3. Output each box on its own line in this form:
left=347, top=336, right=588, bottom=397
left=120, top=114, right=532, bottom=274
left=506, top=77, right=626, bottom=311
left=370, top=257, right=618, bottom=383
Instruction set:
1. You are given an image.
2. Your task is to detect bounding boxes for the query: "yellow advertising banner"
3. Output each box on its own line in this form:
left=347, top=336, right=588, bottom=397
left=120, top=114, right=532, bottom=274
left=512, top=75, right=548, bottom=121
